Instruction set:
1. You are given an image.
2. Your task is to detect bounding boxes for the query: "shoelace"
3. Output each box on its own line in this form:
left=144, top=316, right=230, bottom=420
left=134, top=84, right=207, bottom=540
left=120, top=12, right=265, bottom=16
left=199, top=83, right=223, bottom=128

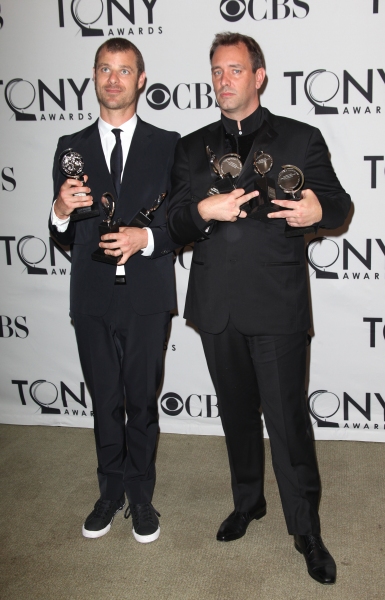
left=92, top=499, right=117, bottom=518
left=303, top=535, right=323, bottom=552
left=124, top=503, right=161, bottom=522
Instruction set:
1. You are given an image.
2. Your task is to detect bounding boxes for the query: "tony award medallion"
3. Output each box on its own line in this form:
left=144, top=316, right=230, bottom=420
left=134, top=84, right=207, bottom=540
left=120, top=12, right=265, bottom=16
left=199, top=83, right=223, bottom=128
left=206, top=146, right=242, bottom=196
left=128, top=192, right=167, bottom=228
left=245, top=150, right=280, bottom=221
left=91, top=192, right=123, bottom=265
left=278, top=164, right=315, bottom=237
left=59, top=148, right=99, bottom=221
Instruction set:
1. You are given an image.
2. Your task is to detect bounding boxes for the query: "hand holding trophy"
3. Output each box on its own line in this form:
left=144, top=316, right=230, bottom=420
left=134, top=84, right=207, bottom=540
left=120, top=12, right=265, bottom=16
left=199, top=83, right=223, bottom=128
left=244, top=150, right=282, bottom=221
left=92, top=192, right=122, bottom=265
left=91, top=191, right=168, bottom=265
left=59, top=148, right=99, bottom=221
left=277, top=165, right=315, bottom=237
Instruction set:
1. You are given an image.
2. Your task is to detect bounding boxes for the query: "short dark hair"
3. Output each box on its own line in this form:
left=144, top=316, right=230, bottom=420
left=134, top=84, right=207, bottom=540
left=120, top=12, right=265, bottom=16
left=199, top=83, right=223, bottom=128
left=209, top=32, right=265, bottom=72
left=94, top=38, right=145, bottom=76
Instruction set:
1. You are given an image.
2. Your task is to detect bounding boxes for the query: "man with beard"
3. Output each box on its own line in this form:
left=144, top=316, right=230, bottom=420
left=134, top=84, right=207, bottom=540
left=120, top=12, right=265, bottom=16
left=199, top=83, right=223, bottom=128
left=168, top=32, right=350, bottom=584
left=49, top=38, right=179, bottom=543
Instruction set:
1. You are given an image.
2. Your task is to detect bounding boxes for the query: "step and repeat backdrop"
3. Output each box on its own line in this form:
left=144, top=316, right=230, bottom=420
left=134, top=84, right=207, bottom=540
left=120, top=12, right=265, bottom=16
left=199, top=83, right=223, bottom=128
left=0, top=1, right=384, bottom=441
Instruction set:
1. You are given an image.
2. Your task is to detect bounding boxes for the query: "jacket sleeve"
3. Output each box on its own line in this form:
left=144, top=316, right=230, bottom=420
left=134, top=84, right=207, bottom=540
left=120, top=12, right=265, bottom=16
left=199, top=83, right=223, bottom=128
left=304, top=127, right=351, bottom=229
left=167, top=138, right=212, bottom=246
left=146, top=132, right=183, bottom=259
left=48, top=137, right=76, bottom=246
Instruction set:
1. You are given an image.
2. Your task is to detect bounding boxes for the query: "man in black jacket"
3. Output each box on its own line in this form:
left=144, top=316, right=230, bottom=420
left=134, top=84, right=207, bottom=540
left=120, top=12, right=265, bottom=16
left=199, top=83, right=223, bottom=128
left=50, top=38, right=179, bottom=543
left=168, top=32, right=350, bottom=584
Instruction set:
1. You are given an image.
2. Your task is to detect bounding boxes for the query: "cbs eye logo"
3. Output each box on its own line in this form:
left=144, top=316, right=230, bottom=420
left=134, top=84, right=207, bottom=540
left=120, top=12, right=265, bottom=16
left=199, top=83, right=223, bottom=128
left=146, top=83, right=171, bottom=110
left=220, top=0, right=246, bottom=21
left=160, top=392, right=184, bottom=416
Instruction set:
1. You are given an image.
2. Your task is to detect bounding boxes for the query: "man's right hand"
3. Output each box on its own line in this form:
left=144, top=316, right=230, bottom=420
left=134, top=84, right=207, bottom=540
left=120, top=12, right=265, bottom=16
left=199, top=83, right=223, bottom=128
left=197, top=188, right=259, bottom=222
left=53, top=175, right=93, bottom=219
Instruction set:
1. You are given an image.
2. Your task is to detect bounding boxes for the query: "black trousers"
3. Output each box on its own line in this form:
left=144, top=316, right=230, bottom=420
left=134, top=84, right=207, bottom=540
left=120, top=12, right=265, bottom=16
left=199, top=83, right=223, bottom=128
left=73, top=284, right=170, bottom=504
left=200, top=320, right=321, bottom=535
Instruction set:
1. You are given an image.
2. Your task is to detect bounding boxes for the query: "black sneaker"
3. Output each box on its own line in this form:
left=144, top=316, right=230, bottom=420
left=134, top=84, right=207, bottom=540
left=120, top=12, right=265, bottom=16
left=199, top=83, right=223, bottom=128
left=82, top=495, right=125, bottom=539
left=125, top=503, right=160, bottom=543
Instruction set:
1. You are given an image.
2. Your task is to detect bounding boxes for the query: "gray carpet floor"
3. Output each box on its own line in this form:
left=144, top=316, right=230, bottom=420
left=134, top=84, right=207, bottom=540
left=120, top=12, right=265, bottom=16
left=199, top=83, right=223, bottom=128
left=0, top=424, right=384, bottom=600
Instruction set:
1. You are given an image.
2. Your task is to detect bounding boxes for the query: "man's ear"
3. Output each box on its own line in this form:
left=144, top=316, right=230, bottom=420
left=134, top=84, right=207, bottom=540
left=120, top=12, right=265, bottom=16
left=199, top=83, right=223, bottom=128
left=255, top=68, right=266, bottom=91
left=137, top=71, right=146, bottom=91
left=92, top=67, right=96, bottom=82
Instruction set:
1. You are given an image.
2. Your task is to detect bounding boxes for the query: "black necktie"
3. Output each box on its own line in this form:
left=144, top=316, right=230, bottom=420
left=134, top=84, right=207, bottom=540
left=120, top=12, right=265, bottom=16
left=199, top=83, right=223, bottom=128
left=110, top=128, right=123, bottom=197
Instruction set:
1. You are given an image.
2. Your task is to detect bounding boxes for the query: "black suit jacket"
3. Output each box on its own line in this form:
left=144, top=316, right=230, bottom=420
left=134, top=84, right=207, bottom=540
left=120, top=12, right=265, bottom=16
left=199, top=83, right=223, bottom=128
left=168, top=107, right=351, bottom=335
left=50, top=118, right=180, bottom=317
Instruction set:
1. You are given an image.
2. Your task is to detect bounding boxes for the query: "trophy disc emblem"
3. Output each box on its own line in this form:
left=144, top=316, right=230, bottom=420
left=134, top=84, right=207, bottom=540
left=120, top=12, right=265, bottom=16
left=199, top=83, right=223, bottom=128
left=205, top=145, right=239, bottom=197
left=277, top=164, right=304, bottom=198
left=218, top=154, right=243, bottom=177
left=253, top=151, right=273, bottom=176
left=59, top=149, right=84, bottom=178
left=246, top=150, right=277, bottom=220
left=58, top=147, right=99, bottom=221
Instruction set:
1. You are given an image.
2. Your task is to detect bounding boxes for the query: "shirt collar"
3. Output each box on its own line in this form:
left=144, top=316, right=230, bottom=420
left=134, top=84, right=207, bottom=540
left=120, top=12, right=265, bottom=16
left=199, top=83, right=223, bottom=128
left=98, top=114, right=138, bottom=138
left=221, top=105, right=263, bottom=136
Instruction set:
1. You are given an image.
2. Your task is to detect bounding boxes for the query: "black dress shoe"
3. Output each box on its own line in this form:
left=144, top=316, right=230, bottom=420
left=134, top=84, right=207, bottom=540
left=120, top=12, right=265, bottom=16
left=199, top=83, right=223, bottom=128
left=216, top=505, right=266, bottom=542
left=294, top=534, right=336, bottom=585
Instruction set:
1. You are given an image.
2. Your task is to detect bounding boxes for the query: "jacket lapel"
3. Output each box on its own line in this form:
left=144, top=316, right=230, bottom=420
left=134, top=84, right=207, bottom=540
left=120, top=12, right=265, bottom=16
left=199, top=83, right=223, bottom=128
left=203, top=121, right=226, bottom=182
left=237, top=114, right=278, bottom=188
left=119, top=117, right=152, bottom=194
left=82, top=121, right=113, bottom=196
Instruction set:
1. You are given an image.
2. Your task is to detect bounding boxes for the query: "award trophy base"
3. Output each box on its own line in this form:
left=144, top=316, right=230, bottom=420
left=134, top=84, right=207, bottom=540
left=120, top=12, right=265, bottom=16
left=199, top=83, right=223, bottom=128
left=91, top=222, right=122, bottom=265
left=129, top=210, right=153, bottom=228
left=128, top=192, right=168, bottom=228
left=70, top=202, right=100, bottom=222
left=207, top=174, right=236, bottom=197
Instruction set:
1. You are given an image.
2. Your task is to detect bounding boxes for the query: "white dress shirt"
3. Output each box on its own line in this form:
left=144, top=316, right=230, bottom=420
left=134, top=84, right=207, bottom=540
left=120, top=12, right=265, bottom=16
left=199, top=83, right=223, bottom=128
left=51, top=114, right=154, bottom=275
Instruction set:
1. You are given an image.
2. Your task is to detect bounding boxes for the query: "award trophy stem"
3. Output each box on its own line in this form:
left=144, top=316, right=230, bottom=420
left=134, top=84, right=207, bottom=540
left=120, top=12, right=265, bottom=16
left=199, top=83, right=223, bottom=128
left=91, top=220, right=123, bottom=265
left=91, top=192, right=123, bottom=265
left=128, top=192, right=167, bottom=228
left=278, top=164, right=315, bottom=237
left=245, top=151, right=283, bottom=221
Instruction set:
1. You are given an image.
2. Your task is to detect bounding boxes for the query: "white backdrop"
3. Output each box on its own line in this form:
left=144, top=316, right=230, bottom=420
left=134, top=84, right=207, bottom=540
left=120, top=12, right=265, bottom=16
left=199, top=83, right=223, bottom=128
left=0, top=0, right=384, bottom=441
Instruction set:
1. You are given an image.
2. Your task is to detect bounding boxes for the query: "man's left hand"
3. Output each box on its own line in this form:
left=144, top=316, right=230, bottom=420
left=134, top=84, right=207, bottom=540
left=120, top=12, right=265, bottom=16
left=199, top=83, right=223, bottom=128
left=99, top=227, right=148, bottom=265
left=267, top=189, right=322, bottom=228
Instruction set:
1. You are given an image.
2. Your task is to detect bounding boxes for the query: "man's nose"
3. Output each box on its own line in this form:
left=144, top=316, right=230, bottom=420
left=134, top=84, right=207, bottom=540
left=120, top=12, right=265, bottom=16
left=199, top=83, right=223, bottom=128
left=220, top=71, right=231, bottom=87
left=108, top=70, right=118, bottom=83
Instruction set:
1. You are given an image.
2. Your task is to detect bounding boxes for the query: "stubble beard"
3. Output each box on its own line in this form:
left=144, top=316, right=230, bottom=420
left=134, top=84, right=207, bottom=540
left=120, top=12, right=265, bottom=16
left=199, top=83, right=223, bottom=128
left=94, top=80, right=138, bottom=112
left=215, top=86, right=239, bottom=114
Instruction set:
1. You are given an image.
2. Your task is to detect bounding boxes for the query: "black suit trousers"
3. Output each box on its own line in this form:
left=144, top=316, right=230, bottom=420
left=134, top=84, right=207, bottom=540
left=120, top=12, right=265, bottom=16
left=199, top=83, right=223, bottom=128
left=72, top=284, right=170, bottom=504
left=200, top=321, right=321, bottom=535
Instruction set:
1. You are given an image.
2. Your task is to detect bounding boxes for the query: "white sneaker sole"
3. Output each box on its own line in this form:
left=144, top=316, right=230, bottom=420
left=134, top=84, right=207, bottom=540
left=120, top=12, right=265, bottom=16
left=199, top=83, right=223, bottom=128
left=82, top=522, right=112, bottom=539
left=132, top=526, right=160, bottom=544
